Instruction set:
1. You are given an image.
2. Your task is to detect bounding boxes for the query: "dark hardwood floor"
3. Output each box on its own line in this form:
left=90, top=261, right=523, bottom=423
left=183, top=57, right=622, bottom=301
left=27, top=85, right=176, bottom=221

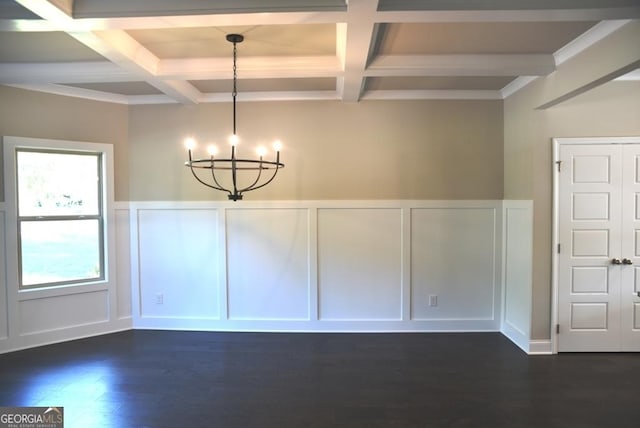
left=0, top=331, right=638, bottom=428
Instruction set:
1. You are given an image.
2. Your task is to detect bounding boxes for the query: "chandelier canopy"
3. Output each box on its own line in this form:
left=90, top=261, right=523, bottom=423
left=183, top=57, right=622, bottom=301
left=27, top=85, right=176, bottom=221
left=184, top=33, right=285, bottom=201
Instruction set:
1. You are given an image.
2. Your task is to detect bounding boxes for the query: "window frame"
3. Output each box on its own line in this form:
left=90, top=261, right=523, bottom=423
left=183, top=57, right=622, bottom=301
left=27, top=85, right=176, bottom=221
left=3, top=136, right=115, bottom=294
left=15, top=148, right=106, bottom=288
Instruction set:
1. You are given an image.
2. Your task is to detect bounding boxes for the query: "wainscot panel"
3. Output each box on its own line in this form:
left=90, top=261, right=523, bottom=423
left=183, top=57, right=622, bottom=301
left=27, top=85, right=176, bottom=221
left=501, top=201, right=533, bottom=353
left=18, top=289, right=109, bottom=335
left=0, top=206, right=7, bottom=340
left=318, top=208, right=403, bottom=321
left=130, top=201, right=504, bottom=332
left=115, top=207, right=132, bottom=320
left=411, top=207, right=499, bottom=322
left=226, top=208, right=310, bottom=320
left=136, top=208, right=221, bottom=320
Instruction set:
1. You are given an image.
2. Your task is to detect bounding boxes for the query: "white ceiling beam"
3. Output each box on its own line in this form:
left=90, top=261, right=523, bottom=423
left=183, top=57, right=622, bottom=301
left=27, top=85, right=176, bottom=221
left=367, top=54, right=556, bottom=77
left=0, top=10, right=347, bottom=32
left=70, top=29, right=202, bottom=104
left=13, top=1, right=202, bottom=104
left=70, top=0, right=346, bottom=18
left=553, top=20, right=631, bottom=66
left=501, top=20, right=633, bottom=99
left=159, top=56, right=342, bottom=80
left=81, top=30, right=159, bottom=75
left=74, top=11, right=347, bottom=31
left=536, top=20, right=640, bottom=109
left=0, top=61, right=137, bottom=84
left=14, top=0, right=73, bottom=26
left=361, top=89, right=502, bottom=101
left=500, top=76, right=539, bottom=99
left=7, top=83, right=131, bottom=104
left=200, top=91, right=340, bottom=103
left=337, top=0, right=379, bottom=102
left=378, top=7, right=640, bottom=23
left=0, top=19, right=57, bottom=31
left=615, top=69, right=640, bottom=81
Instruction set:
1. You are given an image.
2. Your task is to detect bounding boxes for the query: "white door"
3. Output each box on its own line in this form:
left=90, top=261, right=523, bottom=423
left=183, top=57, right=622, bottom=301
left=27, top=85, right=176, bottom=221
left=557, top=142, right=640, bottom=352
left=620, top=144, right=640, bottom=351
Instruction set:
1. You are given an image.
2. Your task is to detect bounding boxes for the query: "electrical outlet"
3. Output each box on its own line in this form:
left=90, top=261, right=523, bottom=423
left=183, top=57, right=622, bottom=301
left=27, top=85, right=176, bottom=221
left=428, top=295, right=438, bottom=307
left=155, top=293, right=164, bottom=305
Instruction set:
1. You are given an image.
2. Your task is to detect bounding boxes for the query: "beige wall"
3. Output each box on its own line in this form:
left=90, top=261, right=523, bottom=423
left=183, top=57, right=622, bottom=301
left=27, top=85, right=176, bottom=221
left=129, top=99, right=504, bottom=201
left=0, top=87, right=504, bottom=202
left=504, top=21, right=640, bottom=340
left=0, top=85, right=129, bottom=201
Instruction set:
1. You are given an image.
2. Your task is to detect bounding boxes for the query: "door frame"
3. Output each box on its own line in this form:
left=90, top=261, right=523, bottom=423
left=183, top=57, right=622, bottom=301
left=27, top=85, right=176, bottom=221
left=552, top=136, right=640, bottom=354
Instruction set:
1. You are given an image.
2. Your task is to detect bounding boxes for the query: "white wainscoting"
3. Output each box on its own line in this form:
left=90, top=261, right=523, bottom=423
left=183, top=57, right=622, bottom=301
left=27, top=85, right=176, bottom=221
left=0, top=204, right=8, bottom=340
left=0, top=202, right=132, bottom=354
left=115, top=207, right=132, bottom=320
left=18, top=289, right=110, bottom=335
left=1, top=199, right=537, bottom=351
left=130, top=200, right=504, bottom=332
left=501, top=201, right=536, bottom=353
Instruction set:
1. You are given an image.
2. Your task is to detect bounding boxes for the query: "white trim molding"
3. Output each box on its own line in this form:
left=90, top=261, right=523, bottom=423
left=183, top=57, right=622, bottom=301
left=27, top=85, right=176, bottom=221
left=529, top=340, right=553, bottom=355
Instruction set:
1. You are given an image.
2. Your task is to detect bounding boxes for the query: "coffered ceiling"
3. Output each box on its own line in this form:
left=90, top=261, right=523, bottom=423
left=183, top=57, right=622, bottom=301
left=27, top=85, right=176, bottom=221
left=0, top=0, right=638, bottom=105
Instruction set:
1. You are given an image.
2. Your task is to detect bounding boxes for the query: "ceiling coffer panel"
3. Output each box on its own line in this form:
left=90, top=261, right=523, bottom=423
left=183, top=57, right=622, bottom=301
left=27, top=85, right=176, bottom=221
left=366, top=76, right=517, bottom=91
left=377, top=22, right=597, bottom=55
left=192, top=77, right=336, bottom=93
left=128, top=25, right=337, bottom=59
left=60, top=81, right=163, bottom=96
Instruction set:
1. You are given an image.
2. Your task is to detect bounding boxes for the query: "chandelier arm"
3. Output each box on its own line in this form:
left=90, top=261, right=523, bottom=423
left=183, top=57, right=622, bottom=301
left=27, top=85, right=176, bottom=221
left=188, top=150, right=231, bottom=194
left=237, top=158, right=265, bottom=193
left=188, top=163, right=231, bottom=195
left=230, top=145, right=240, bottom=199
left=240, top=163, right=282, bottom=193
left=208, top=157, right=230, bottom=193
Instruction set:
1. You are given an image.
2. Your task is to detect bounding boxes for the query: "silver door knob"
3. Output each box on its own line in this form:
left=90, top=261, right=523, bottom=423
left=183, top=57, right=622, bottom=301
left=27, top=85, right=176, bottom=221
left=611, top=258, right=622, bottom=265
left=622, top=258, right=633, bottom=265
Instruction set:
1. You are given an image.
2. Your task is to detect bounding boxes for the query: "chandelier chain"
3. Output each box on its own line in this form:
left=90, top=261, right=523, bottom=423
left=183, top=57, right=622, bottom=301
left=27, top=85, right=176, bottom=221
left=232, top=40, right=238, bottom=135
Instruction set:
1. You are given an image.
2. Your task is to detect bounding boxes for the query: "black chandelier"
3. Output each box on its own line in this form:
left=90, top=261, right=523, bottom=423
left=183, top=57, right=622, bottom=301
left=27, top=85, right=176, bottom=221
left=184, top=33, right=284, bottom=201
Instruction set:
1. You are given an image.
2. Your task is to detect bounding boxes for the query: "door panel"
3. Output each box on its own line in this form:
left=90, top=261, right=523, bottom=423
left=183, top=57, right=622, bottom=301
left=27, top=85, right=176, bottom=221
left=558, top=144, right=622, bottom=352
left=621, top=145, right=640, bottom=351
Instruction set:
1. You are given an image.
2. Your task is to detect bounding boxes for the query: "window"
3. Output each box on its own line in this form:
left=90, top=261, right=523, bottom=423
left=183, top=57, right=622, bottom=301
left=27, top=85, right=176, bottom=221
left=15, top=148, right=106, bottom=288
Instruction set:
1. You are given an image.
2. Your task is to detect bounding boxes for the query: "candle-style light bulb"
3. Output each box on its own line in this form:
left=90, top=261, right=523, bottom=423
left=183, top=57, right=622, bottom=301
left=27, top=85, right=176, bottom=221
left=207, top=145, right=218, bottom=156
left=256, top=146, right=267, bottom=157
left=229, top=134, right=240, bottom=146
left=272, top=140, right=283, bottom=152
left=184, top=137, right=197, bottom=151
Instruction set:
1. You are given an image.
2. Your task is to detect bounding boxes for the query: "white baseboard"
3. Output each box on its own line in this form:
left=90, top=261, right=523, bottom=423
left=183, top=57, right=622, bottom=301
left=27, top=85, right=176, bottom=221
left=0, top=318, right=132, bottom=354
left=528, top=340, right=553, bottom=355
left=501, top=327, right=553, bottom=355
left=501, top=323, right=530, bottom=353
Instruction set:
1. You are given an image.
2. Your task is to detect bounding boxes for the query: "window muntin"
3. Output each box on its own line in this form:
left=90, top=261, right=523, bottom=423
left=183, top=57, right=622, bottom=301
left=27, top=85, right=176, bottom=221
left=16, top=149, right=104, bottom=288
